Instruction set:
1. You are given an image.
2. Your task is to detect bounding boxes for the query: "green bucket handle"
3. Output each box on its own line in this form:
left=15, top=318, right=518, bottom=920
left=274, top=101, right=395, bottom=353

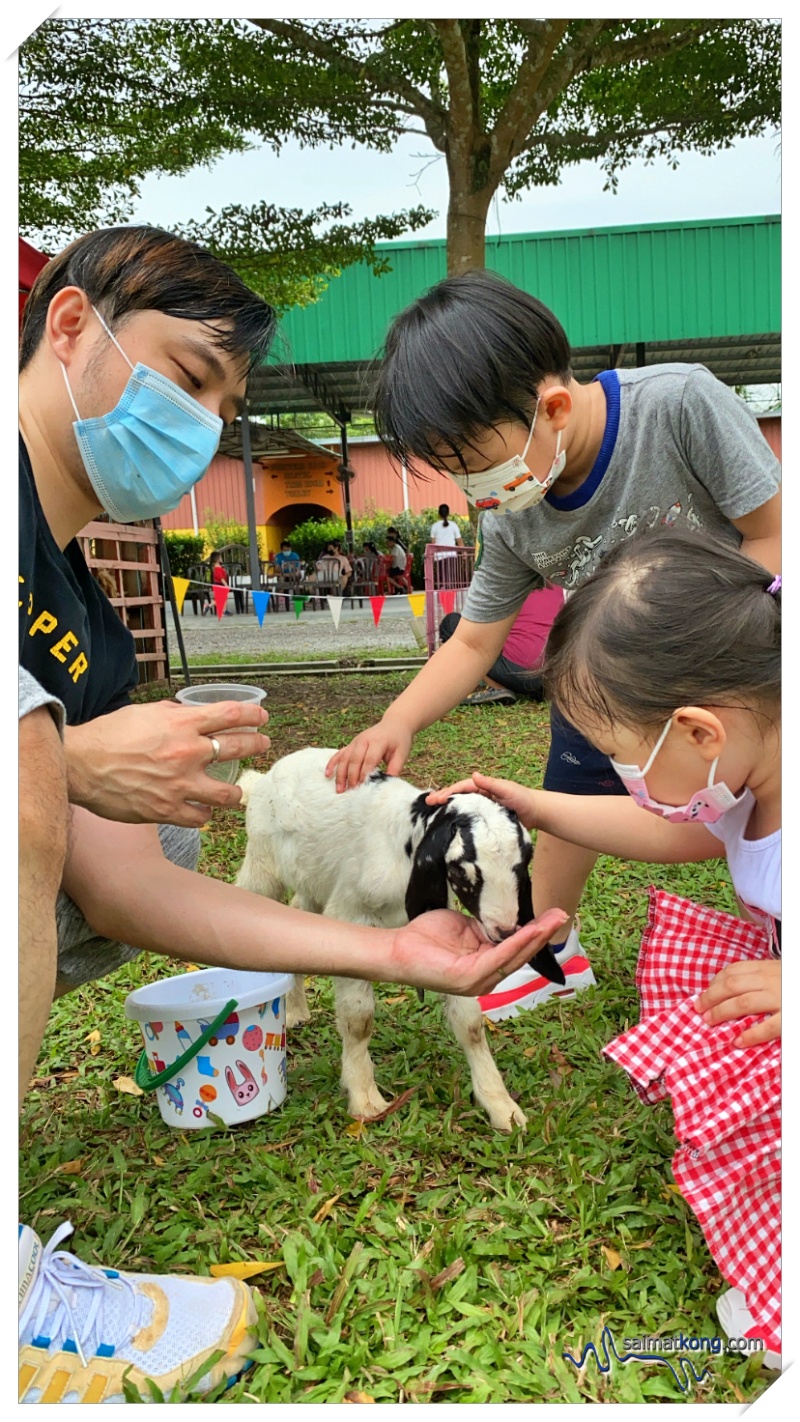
left=134, top=998, right=239, bottom=1092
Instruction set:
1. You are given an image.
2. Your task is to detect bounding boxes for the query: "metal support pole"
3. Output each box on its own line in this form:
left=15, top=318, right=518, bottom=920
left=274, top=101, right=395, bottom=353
left=240, top=401, right=261, bottom=606
left=339, top=420, right=354, bottom=553
left=154, top=518, right=191, bottom=687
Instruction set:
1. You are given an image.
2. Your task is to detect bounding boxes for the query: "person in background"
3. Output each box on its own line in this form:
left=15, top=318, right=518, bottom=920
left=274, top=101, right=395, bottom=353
left=429, top=503, right=465, bottom=556
left=206, top=548, right=240, bottom=615
left=385, top=528, right=410, bottom=593
left=439, top=583, right=566, bottom=705
left=274, top=539, right=300, bottom=571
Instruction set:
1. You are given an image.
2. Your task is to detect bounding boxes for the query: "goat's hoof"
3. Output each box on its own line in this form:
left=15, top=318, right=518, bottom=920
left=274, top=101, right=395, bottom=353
left=487, top=1099, right=528, bottom=1133
left=348, top=1089, right=391, bottom=1121
left=286, top=1006, right=312, bottom=1029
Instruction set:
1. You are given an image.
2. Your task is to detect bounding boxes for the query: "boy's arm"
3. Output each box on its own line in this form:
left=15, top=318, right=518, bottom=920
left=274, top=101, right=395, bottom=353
left=732, top=489, right=781, bottom=573
left=327, top=612, right=517, bottom=790
left=427, top=774, right=722, bottom=864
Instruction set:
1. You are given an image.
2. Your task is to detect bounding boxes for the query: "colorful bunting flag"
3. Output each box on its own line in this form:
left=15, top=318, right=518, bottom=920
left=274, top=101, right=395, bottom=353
left=293, top=596, right=307, bottom=619
left=213, top=585, right=229, bottom=619
left=407, top=592, right=426, bottom=618
left=327, top=596, right=344, bottom=629
left=370, top=595, right=386, bottom=627
left=438, top=589, right=457, bottom=616
left=172, top=577, right=190, bottom=615
left=252, top=590, right=270, bottom=626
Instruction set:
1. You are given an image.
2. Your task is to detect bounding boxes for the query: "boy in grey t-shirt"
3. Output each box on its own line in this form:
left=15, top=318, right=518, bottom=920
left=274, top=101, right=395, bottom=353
left=328, top=270, right=781, bottom=1019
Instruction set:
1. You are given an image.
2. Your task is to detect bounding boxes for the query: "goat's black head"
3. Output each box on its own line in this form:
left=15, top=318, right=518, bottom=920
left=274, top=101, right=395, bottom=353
left=404, top=794, right=565, bottom=987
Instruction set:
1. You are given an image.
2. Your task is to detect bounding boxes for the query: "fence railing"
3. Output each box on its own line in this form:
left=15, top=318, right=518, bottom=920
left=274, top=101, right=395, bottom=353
left=423, top=544, right=475, bottom=657
left=78, top=520, right=168, bottom=683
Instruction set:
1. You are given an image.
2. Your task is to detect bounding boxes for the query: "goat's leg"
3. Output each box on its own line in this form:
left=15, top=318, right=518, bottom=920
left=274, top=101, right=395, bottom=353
left=332, top=977, right=390, bottom=1120
left=284, top=891, right=317, bottom=1027
left=442, top=995, right=527, bottom=1133
left=235, top=838, right=286, bottom=903
left=236, top=852, right=313, bottom=1027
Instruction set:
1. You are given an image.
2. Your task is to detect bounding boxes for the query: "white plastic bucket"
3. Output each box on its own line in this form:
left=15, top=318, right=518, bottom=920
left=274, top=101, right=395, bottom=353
left=124, top=967, right=294, bottom=1129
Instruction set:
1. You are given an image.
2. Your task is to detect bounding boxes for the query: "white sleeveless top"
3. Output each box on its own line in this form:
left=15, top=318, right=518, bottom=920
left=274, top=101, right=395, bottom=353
left=705, top=788, right=781, bottom=937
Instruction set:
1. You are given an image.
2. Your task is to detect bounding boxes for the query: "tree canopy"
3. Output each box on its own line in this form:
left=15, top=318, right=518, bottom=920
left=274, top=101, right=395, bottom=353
left=20, top=17, right=780, bottom=289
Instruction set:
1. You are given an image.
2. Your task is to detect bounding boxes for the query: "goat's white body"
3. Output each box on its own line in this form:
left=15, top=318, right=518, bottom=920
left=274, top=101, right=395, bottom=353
left=236, top=749, right=528, bottom=1131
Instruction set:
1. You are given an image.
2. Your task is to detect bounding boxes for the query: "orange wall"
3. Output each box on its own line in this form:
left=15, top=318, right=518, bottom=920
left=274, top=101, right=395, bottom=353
left=260, top=455, right=343, bottom=525
left=159, top=455, right=265, bottom=532
left=757, top=416, right=781, bottom=462
left=331, top=443, right=470, bottom=517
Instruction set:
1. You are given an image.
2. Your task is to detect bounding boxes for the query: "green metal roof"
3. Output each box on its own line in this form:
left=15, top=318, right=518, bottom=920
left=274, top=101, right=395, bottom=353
left=248, top=215, right=781, bottom=420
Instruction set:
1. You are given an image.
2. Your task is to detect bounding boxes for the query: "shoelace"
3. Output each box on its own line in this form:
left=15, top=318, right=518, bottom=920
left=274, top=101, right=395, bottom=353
left=19, top=1222, right=144, bottom=1368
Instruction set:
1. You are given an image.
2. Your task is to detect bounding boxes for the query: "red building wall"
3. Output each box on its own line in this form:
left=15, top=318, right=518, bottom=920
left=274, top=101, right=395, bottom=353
left=159, top=455, right=266, bottom=532
left=328, top=442, right=470, bottom=517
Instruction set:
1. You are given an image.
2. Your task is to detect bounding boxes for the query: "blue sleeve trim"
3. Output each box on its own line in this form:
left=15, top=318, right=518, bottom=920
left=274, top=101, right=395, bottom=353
left=545, top=369, right=621, bottom=512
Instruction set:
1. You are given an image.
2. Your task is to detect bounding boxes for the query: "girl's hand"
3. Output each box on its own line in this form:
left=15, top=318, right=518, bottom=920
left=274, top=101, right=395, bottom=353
left=426, top=771, right=539, bottom=830
left=696, top=959, right=781, bottom=1047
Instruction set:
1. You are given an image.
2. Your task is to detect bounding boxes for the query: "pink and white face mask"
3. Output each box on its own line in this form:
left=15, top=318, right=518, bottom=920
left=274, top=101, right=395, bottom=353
left=610, top=717, right=747, bottom=825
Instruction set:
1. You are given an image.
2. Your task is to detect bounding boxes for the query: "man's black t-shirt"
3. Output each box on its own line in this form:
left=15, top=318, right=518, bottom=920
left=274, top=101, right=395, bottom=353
left=19, top=436, right=139, bottom=724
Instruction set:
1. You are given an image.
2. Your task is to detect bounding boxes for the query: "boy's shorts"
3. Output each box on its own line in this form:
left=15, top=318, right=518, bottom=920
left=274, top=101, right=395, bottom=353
left=543, top=708, right=628, bottom=797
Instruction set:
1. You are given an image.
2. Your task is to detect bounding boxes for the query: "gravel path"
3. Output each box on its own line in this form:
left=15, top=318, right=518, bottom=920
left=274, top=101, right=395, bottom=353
left=168, top=597, right=429, bottom=658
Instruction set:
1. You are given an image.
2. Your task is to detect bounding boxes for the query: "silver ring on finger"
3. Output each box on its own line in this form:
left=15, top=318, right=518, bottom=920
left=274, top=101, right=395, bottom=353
left=207, top=736, right=221, bottom=763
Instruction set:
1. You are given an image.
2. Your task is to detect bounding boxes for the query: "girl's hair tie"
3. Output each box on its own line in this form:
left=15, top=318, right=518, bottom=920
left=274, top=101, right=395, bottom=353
left=767, top=575, right=782, bottom=596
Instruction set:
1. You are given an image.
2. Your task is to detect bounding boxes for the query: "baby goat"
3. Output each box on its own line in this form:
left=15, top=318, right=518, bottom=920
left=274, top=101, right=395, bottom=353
left=236, top=748, right=563, bottom=1132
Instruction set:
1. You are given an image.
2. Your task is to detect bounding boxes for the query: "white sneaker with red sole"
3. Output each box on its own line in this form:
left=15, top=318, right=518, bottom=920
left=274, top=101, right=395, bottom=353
left=478, top=927, right=596, bottom=1023
left=716, top=1287, right=781, bottom=1370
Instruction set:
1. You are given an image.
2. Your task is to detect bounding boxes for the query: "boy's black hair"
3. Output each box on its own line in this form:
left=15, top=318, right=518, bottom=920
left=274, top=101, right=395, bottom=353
left=544, top=528, right=781, bottom=733
left=20, top=226, right=277, bottom=376
left=371, top=269, right=572, bottom=476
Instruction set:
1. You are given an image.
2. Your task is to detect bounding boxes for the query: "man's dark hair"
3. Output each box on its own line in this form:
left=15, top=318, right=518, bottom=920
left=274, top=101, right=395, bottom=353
left=543, top=528, right=781, bottom=733
left=371, top=269, right=572, bottom=476
left=19, top=226, right=277, bottom=375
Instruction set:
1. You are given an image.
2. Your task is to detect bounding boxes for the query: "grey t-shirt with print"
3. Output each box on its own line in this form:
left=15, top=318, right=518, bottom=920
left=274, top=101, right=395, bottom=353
left=463, top=364, right=781, bottom=623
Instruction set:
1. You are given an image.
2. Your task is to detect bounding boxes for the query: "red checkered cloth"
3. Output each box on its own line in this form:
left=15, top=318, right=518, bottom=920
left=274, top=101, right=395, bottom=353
left=603, top=889, right=781, bottom=1353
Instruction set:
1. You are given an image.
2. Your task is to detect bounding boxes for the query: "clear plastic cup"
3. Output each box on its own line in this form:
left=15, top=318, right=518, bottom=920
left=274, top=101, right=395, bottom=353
left=175, top=683, right=267, bottom=784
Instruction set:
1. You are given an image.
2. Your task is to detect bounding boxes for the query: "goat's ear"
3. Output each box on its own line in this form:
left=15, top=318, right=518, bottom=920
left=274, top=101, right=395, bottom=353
left=516, top=863, right=534, bottom=926
left=528, top=945, right=566, bottom=986
left=404, top=816, right=453, bottom=920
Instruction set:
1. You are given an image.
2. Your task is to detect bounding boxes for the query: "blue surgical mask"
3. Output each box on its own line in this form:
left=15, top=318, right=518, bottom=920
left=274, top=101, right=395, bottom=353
left=60, top=308, right=223, bottom=523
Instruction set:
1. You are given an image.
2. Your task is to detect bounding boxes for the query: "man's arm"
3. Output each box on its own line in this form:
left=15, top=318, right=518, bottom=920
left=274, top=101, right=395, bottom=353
left=64, top=699, right=270, bottom=827
left=60, top=811, right=568, bottom=996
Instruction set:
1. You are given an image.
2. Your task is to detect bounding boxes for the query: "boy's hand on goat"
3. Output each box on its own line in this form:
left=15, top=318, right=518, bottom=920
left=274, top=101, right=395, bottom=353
left=696, top=959, right=781, bottom=1047
left=326, top=716, right=412, bottom=792
left=427, top=772, right=539, bottom=830
left=390, top=906, right=569, bottom=996
left=65, top=700, right=270, bottom=827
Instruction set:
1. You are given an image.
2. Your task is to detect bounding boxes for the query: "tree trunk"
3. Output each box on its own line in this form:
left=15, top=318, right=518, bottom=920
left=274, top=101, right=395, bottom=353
left=446, top=183, right=492, bottom=276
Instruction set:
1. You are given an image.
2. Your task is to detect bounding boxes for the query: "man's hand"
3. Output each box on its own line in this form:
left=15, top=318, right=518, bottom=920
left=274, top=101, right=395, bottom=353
left=65, top=700, right=270, bottom=827
left=696, top=959, right=781, bottom=1048
left=388, top=906, right=568, bottom=996
left=325, top=716, right=413, bottom=793
left=426, top=771, right=539, bottom=830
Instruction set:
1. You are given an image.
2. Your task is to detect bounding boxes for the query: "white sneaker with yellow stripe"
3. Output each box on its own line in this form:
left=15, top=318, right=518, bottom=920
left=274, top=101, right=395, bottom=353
left=18, top=1222, right=257, bottom=1403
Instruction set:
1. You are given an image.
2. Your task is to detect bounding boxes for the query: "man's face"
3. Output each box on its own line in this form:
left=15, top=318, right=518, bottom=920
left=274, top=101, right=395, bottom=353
left=74, top=308, right=248, bottom=430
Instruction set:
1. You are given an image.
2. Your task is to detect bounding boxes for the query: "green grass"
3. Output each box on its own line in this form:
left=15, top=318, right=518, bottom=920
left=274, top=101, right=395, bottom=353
left=21, top=678, right=773, bottom=1404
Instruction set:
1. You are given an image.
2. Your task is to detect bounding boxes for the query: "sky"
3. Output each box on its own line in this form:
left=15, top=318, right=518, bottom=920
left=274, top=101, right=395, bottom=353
left=128, top=114, right=781, bottom=245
